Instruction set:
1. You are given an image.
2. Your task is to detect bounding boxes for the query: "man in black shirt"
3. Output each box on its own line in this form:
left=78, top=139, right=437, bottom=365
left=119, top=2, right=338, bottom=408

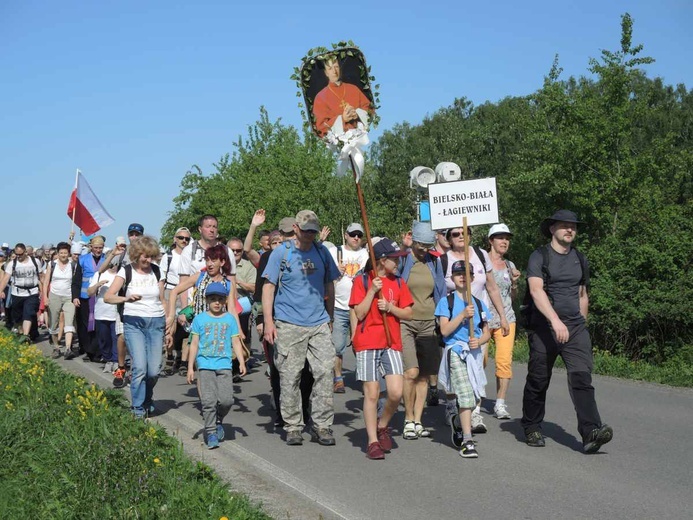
left=521, top=210, right=613, bottom=453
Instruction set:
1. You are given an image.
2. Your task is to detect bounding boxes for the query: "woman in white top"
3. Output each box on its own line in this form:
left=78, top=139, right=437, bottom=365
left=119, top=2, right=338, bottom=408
left=105, top=236, right=167, bottom=418
left=42, top=242, right=76, bottom=358
left=486, top=224, right=521, bottom=420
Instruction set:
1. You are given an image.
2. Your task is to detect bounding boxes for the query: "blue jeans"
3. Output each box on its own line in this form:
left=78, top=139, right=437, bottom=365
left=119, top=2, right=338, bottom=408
left=123, top=315, right=165, bottom=416
left=331, top=308, right=351, bottom=357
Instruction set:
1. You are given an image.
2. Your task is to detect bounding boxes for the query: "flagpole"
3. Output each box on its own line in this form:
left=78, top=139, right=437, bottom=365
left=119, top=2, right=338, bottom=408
left=70, top=169, right=79, bottom=241
left=349, top=153, right=392, bottom=346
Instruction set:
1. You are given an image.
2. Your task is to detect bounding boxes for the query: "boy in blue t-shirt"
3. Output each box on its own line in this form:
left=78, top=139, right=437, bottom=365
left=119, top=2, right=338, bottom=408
left=187, top=282, right=246, bottom=449
left=435, top=260, right=491, bottom=458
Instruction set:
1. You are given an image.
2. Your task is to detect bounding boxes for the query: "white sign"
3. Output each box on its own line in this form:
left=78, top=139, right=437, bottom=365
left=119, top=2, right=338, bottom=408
left=428, top=177, right=499, bottom=230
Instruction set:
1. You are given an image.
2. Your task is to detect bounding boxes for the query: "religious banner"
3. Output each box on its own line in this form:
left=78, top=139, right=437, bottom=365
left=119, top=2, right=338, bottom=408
left=292, top=42, right=380, bottom=181
left=428, top=177, right=499, bottom=230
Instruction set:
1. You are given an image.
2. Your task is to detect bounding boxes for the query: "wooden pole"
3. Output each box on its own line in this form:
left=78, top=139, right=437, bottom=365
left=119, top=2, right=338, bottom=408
left=70, top=169, right=79, bottom=241
left=349, top=153, right=392, bottom=346
left=463, top=216, right=474, bottom=339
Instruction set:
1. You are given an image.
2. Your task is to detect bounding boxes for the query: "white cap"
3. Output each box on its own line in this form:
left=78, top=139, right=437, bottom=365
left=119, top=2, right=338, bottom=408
left=1, top=242, right=8, bottom=248
left=70, top=243, right=82, bottom=254
left=488, top=223, right=513, bottom=238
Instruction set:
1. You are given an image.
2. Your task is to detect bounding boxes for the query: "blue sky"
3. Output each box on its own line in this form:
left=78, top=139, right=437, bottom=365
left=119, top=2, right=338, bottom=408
left=1, top=0, right=691, bottom=248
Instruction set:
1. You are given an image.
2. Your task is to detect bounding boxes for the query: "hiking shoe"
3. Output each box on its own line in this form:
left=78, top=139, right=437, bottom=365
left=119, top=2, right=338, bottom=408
left=494, top=403, right=512, bottom=420
left=333, top=378, right=345, bottom=393
left=526, top=431, right=546, bottom=447
left=216, top=423, right=225, bottom=442
left=113, top=367, right=127, bottom=389
left=444, top=401, right=457, bottom=426
left=310, top=426, right=336, bottom=446
left=206, top=433, right=219, bottom=450
left=286, top=430, right=303, bottom=446
left=414, top=422, right=431, bottom=438
left=460, top=440, right=479, bottom=458
left=471, top=409, right=487, bottom=434
left=427, top=386, right=439, bottom=406
left=403, top=420, right=418, bottom=440
left=450, top=413, right=464, bottom=448
left=377, top=426, right=392, bottom=452
left=366, top=442, right=385, bottom=460
left=51, top=348, right=61, bottom=359
left=583, top=424, right=613, bottom=454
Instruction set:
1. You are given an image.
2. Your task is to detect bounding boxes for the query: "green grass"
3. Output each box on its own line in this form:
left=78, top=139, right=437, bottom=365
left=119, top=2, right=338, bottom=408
left=0, top=331, right=270, bottom=520
left=490, top=332, right=693, bottom=387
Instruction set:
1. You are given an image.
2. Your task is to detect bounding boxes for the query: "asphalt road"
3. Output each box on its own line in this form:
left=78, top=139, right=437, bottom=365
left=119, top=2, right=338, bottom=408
left=38, top=338, right=692, bottom=520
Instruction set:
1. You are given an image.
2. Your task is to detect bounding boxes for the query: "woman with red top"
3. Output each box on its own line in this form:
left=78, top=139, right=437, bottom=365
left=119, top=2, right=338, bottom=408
left=349, top=238, right=413, bottom=460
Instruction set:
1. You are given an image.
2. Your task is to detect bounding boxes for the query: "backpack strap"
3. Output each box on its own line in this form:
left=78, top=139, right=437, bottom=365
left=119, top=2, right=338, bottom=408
left=163, top=249, right=174, bottom=287
left=277, top=241, right=293, bottom=289
left=472, top=245, right=488, bottom=271
left=574, top=249, right=588, bottom=288
left=447, top=292, right=485, bottom=327
left=441, top=252, right=449, bottom=275
left=49, top=260, right=57, bottom=285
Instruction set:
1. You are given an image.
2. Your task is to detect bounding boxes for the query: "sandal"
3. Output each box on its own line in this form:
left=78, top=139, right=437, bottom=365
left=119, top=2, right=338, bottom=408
left=178, top=365, right=188, bottom=377
left=163, top=356, right=176, bottom=376
left=403, top=420, right=418, bottom=440
left=415, top=422, right=431, bottom=438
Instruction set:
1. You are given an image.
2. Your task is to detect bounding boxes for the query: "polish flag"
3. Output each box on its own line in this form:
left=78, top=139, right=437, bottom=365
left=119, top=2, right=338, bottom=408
left=67, top=170, right=115, bottom=235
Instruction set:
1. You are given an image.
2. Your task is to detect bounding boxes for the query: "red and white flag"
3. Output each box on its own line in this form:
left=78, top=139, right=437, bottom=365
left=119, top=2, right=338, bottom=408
left=67, top=170, right=115, bottom=235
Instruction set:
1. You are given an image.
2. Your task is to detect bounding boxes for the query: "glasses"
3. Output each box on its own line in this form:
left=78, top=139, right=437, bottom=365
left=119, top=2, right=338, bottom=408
left=347, top=231, right=364, bottom=238
left=176, top=236, right=191, bottom=242
left=449, top=231, right=468, bottom=238
left=230, top=248, right=243, bottom=253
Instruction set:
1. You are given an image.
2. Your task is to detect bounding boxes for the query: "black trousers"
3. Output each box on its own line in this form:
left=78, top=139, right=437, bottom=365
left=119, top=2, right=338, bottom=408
left=521, top=320, right=602, bottom=441
left=75, top=298, right=99, bottom=357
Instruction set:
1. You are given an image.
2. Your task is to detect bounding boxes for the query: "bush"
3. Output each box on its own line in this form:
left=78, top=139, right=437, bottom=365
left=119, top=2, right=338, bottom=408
left=0, top=331, right=269, bottom=519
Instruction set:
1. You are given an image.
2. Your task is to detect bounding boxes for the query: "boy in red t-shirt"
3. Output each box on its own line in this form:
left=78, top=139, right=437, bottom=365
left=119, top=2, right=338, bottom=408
left=349, top=238, right=414, bottom=460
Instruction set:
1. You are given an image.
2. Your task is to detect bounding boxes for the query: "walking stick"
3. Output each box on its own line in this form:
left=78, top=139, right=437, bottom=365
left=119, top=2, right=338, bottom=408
left=463, top=216, right=474, bottom=340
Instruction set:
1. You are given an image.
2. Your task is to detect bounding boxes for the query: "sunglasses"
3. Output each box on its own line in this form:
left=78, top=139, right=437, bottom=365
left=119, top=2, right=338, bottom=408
left=347, top=231, right=364, bottom=238
left=176, top=236, right=191, bottom=241
left=449, top=231, right=469, bottom=238
left=230, top=248, right=243, bottom=253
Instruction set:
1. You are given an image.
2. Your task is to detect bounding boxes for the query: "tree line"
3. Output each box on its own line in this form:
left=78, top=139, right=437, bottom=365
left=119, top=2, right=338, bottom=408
left=163, top=14, right=692, bottom=364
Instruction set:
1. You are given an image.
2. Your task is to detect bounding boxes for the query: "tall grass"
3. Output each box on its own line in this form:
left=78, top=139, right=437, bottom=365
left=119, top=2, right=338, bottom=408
left=0, top=331, right=270, bottom=519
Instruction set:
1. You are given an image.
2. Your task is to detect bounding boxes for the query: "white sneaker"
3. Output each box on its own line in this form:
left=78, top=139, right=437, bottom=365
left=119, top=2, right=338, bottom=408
left=471, top=409, right=487, bottom=433
left=494, top=403, right=512, bottom=420
left=445, top=402, right=457, bottom=426
left=102, top=361, right=113, bottom=373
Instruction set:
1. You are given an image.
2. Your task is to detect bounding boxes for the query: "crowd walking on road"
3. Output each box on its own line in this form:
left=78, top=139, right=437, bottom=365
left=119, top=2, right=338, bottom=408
left=1, top=208, right=612, bottom=457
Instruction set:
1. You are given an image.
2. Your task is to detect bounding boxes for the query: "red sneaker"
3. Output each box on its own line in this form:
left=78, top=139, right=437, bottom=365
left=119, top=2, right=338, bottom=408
left=377, top=426, right=392, bottom=452
left=366, top=442, right=385, bottom=460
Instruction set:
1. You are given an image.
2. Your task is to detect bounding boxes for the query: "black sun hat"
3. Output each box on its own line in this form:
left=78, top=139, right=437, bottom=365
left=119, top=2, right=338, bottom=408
left=540, top=210, right=584, bottom=238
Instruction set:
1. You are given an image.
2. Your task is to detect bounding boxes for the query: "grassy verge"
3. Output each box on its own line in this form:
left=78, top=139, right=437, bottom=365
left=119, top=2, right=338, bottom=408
left=0, top=331, right=270, bottom=519
left=490, top=333, right=693, bottom=387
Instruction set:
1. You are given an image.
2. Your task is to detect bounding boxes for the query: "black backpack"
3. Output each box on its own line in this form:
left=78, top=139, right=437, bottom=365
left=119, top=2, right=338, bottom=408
left=117, top=264, right=161, bottom=319
left=11, top=256, right=41, bottom=292
left=518, top=245, right=587, bottom=330
left=445, top=292, right=485, bottom=327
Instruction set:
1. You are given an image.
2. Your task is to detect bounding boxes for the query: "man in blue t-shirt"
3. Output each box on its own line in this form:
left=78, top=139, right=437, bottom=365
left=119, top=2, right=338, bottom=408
left=262, top=210, right=341, bottom=447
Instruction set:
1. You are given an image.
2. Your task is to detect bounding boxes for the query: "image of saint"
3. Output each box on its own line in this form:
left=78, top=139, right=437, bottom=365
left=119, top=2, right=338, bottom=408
left=312, top=55, right=373, bottom=138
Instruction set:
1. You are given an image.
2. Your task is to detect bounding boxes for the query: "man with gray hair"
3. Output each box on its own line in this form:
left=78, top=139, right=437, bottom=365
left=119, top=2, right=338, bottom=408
left=262, top=210, right=341, bottom=446
left=326, top=223, right=368, bottom=393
